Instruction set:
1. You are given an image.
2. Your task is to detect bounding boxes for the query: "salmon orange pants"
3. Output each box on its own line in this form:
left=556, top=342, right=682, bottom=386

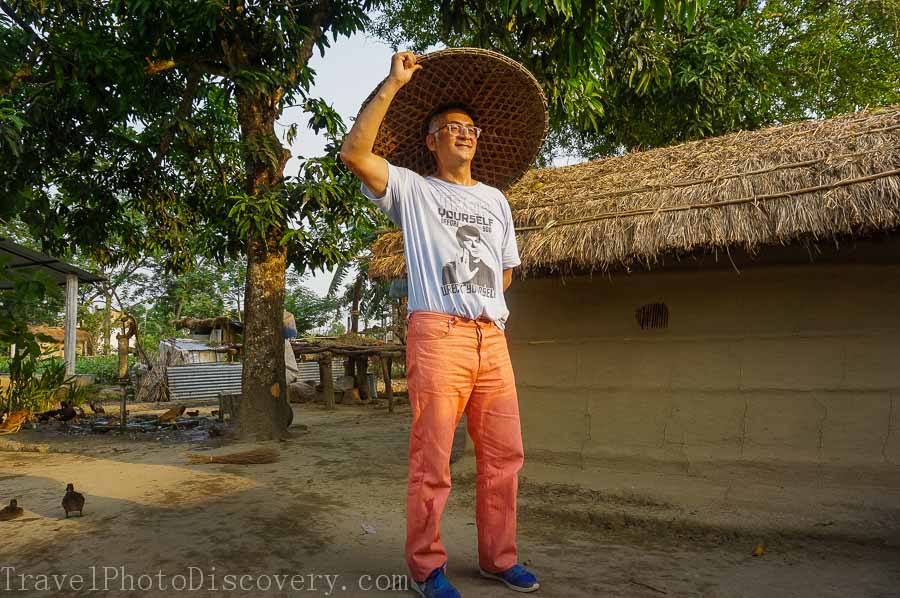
left=405, top=311, right=524, bottom=582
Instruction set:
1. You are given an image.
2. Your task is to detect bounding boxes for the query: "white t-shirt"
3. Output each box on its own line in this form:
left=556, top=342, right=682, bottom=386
left=362, top=161, right=520, bottom=327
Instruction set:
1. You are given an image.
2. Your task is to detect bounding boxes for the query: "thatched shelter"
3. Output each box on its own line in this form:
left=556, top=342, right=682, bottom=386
left=369, top=106, right=900, bottom=476
left=370, top=106, right=900, bottom=278
left=28, top=325, right=95, bottom=357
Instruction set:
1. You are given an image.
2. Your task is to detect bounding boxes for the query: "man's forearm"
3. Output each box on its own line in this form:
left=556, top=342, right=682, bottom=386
left=341, top=78, right=403, bottom=162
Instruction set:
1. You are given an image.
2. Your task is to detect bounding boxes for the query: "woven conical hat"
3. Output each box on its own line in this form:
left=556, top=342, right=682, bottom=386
left=360, top=48, right=549, bottom=190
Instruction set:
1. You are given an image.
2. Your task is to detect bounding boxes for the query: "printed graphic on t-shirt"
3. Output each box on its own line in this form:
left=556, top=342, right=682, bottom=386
left=361, top=163, right=520, bottom=327
left=439, top=207, right=494, bottom=234
left=436, top=189, right=498, bottom=299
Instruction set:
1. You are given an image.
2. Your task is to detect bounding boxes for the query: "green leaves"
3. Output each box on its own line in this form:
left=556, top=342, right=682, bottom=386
left=0, top=98, right=26, bottom=159
left=227, top=190, right=287, bottom=243
left=374, top=0, right=720, bottom=157
left=375, top=0, right=897, bottom=161
left=0, top=262, right=74, bottom=413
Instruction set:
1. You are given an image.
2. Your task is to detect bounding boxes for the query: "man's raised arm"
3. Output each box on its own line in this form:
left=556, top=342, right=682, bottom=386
left=340, top=52, right=421, bottom=198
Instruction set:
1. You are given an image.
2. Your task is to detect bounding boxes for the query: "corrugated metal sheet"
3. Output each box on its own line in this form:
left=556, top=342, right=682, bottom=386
left=167, top=363, right=242, bottom=401
left=296, top=358, right=346, bottom=384
left=167, top=359, right=346, bottom=401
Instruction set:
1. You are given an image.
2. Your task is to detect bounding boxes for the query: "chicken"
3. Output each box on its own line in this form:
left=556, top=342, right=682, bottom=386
left=186, top=410, right=200, bottom=417
left=38, top=407, right=62, bottom=421
left=61, top=483, right=85, bottom=518
left=76, top=406, right=86, bottom=417
left=88, top=402, right=105, bottom=415
left=57, top=403, right=77, bottom=422
left=0, top=499, right=23, bottom=521
left=159, top=405, right=186, bottom=423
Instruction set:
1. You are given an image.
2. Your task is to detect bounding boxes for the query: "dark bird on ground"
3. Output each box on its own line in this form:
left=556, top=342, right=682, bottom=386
left=62, top=484, right=85, bottom=518
left=0, top=500, right=24, bottom=521
left=57, top=403, right=77, bottom=422
left=186, top=410, right=200, bottom=417
left=38, top=403, right=63, bottom=421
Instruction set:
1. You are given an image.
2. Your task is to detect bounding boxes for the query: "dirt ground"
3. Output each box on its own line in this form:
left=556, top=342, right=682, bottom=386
left=1, top=399, right=898, bottom=598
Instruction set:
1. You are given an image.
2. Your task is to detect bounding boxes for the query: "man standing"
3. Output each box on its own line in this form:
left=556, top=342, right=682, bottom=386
left=341, top=49, right=546, bottom=598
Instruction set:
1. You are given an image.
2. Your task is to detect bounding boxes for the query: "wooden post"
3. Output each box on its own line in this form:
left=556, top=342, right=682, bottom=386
left=117, top=334, right=130, bottom=431
left=344, top=357, right=355, bottom=378
left=64, top=273, right=78, bottom=376
left=116, top=335, right=130, bottom=380
left=381, top=355, right=394, bottom=413
left=355, top=356, right=369, bottom=401
left=119, top=382, right=128, bottom=431
left=320, top=352, right=334, bottom=410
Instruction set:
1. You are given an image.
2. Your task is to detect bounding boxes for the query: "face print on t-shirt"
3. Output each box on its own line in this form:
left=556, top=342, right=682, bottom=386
left=434, top=187, right=499, bottom=298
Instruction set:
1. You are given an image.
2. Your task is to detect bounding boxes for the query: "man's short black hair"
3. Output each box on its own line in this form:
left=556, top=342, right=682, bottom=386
left=422, top=102, right=478, bottom=139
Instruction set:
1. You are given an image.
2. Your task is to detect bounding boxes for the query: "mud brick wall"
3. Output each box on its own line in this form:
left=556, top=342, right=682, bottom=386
left=505, top=264, right=900, bottom=469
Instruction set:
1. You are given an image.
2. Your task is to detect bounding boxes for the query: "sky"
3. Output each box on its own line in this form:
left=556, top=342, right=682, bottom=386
left=278, top=32, right=398, bottom=297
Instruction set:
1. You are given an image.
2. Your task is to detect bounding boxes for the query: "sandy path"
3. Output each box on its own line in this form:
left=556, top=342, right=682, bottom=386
left=1, top=402, right=898, bottom=597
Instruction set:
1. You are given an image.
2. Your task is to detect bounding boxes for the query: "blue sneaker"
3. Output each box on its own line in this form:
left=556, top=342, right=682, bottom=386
left=479, top=564, right=540, bottom=593
left=411, top=566, right=460, bottom=598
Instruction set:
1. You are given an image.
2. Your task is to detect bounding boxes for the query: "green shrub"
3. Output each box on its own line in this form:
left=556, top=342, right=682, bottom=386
left=75, top=355, right=135, bottom=384
left=1, top=266, right=91, bottom=413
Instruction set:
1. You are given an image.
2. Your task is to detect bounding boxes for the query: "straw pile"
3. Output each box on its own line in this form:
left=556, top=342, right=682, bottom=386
left=0, top=410, right=30, bottom=435
left=369, top=106, right=900, bottom=278
left=186, top=447, right=279, bottom=465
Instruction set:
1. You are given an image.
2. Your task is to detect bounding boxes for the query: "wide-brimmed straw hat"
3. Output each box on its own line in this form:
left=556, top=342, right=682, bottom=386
left=360, top=48, right=549, bottom=190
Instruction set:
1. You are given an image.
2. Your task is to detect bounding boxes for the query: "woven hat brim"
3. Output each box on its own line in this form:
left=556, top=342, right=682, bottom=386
left=360, top=48, right=549, bottom=190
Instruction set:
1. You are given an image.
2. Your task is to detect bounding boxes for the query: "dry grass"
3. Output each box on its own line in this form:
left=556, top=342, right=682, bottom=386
left=369, top=105, right=900, bottom=279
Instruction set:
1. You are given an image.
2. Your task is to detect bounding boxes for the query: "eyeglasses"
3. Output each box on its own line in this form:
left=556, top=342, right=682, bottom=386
left=430, top=122, right=482, bottom=139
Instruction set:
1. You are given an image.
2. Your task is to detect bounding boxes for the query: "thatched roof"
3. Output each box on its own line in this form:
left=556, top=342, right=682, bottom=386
left=29, top=325, right=93, bottom=344
left=171, top=316, right=243, bottom=334
left=369, top=106, right=900, bottom=279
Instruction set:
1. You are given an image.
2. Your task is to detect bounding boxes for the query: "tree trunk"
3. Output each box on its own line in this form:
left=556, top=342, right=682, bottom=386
left=234, top=88, right=293, bottom=441
left=238, top=237, right=292, bottom=439
left=229, top=8, right=331, bottom=439
left=174, top=294, right=185, bottom=322
left=350, top=273, right=363, bottom=334
left=103, top=293, right=112, bottom=355
left=398, top=297, right=408, bottom=344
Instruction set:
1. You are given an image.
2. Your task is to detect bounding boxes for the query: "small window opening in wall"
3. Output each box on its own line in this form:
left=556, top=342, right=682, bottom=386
left=636, top=303, right=669, bottom=330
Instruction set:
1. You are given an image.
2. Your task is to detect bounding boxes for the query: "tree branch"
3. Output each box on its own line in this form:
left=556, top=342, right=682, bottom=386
left=143, top=68, right=202, bottom=178
left=284, top=2, right=333, bottom=87
left=0, top=0, right=51, bottom=53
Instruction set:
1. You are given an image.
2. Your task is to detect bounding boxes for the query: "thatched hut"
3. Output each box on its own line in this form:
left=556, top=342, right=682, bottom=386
left=28, top=325, right=95, bottom=357
left=369, top=106, right=900, bottom=472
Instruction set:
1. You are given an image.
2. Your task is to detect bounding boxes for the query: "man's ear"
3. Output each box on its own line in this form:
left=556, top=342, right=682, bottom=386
left=425, top=132, right=436, bottom=152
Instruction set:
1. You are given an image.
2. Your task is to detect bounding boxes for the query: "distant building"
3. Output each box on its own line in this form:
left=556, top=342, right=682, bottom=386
left=28, top=325, right=94, bottom=357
